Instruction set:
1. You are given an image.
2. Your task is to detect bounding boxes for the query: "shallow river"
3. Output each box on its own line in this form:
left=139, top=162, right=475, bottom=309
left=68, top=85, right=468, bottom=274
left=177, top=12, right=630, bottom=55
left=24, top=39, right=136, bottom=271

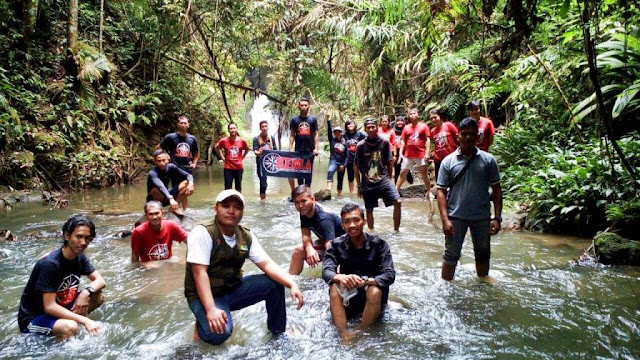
left=0, top=159, right=639, bottom=359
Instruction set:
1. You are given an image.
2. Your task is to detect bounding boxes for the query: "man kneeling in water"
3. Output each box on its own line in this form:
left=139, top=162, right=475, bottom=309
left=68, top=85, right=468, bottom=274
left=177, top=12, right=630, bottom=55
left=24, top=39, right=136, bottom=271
left=323, top=203, right=395, bottom=339
left=131, top=201, right=188, bottom=267
left=185, top=190, right=304, bottom=345
left=17, top=215, right=106, bottom=338
left=147, top=149, right=194, bottom=216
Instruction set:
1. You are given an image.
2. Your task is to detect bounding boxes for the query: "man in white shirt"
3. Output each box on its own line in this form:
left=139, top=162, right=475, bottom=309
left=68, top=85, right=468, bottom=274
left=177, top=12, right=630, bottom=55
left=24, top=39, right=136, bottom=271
left=184, top=189, right=304, bottom=345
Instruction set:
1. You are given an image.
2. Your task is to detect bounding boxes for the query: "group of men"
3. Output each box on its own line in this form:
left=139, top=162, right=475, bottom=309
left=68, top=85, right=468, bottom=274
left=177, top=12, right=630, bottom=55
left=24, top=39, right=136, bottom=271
left=17, top=99, right=502, bottom=344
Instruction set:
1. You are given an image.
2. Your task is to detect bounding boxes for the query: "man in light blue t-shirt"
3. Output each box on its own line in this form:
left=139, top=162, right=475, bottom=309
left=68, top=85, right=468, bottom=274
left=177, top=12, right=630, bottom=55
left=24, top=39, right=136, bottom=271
left=436, top=117, right=503, bottom=281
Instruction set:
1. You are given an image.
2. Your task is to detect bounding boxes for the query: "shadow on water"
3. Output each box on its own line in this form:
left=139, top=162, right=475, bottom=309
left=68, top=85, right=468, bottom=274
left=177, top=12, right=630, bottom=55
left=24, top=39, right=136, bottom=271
left=1, top=160, right=639, bottom=359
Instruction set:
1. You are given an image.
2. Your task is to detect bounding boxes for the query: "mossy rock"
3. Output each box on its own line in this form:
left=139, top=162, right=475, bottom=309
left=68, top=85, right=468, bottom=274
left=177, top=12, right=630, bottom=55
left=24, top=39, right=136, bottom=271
left=594, top=232, right=640, bottom=265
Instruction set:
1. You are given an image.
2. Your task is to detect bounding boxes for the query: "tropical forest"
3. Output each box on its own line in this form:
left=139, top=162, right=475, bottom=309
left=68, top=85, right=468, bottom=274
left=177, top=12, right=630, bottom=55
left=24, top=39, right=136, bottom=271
left=0, top=0, right=639, bottom=358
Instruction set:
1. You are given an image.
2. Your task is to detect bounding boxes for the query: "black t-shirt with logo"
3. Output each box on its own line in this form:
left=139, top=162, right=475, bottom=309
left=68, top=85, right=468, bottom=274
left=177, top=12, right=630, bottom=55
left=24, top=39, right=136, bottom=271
left=355, top=137, right=393, bottom=192
left=289, top=115, right=318, bottom=153
left=18, top=248, right=95, bottom=331
left=159, top=133, right=199, bottom=172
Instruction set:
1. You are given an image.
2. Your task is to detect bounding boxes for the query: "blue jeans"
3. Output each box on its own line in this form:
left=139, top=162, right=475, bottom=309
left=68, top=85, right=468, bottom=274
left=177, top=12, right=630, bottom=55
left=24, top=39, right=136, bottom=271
left=443, top=218, right=491, bottom=265
left=327, top=159, right=345, bottom=191
left=256, top=159, right=268, bottom=195
left=188, top=274, right=285, bottom=345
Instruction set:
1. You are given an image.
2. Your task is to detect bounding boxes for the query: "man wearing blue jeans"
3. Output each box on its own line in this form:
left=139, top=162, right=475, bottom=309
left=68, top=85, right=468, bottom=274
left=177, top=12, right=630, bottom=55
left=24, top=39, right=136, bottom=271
left=184, top=190, right=304, bottom=344
left=437, top=117, right=503, bottom=280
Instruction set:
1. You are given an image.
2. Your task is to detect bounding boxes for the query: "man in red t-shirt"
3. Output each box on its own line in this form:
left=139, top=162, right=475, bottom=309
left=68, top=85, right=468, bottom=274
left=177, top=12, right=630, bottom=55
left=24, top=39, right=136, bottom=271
left=429, top=108, right=458, bottom=182
left=131, top=201, right=188, bottom=265
left=468, top=101, right=495, bottom=152
left=215, top=122, right=250, bottom=192
left=396, top=108, right=431, bottom=195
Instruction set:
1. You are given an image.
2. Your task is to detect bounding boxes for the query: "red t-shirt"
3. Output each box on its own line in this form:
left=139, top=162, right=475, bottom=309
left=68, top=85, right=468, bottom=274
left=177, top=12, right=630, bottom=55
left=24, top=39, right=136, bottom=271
left=377, top=127, right=397, bottom=149
left=131, top=220, right=188, bottom=262
left=216, top=137, right=249, bottom=169
left=476, top=116, right=495, bottom=152
left=401, top=122, right=431, bottom=159
left=431, top=122, right=459, bottom=162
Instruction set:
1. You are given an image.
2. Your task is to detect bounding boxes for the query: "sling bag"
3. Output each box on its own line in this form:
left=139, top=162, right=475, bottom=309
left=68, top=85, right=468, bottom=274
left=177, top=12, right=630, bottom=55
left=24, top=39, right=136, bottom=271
left=448, top=149, right=477, bottom=189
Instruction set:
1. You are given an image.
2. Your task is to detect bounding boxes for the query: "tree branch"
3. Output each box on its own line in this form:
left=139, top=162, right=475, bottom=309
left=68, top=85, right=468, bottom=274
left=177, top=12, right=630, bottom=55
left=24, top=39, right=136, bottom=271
left=164, top=55, right=288, bottom=105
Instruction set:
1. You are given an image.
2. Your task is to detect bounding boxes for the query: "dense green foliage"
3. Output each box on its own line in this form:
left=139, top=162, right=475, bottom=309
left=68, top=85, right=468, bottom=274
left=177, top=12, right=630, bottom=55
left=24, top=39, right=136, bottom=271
left=1, top=0, right=639, bottom=236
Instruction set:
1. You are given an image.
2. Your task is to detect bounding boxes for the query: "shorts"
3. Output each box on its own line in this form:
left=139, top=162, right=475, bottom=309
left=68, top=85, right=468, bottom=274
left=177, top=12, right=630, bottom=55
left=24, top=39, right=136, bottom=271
left=21, top=313, right=58, bottom=335
left=342, top=286, right=389, bottom=318
left=443, top=218, right=491, bottom=265
left=312, top=238, right=328, bottom=259
left=362, top=180, right=400, bottom=209
left=401, top=157, right=428, bottom=171
left=147, top=186, right=180, bottom=207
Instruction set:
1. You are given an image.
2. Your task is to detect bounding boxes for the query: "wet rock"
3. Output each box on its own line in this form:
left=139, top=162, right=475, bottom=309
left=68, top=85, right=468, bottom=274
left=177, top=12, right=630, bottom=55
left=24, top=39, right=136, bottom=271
left=594, top=232, right=640, bottom=265
left=314, top=189, right=332, bottom=201
left=399, top=184, right=427, bottom=198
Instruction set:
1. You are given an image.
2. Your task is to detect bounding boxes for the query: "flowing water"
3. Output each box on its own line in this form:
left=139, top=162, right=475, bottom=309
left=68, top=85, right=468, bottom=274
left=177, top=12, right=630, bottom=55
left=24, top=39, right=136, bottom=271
left=0, top=160, right=639, bottom=359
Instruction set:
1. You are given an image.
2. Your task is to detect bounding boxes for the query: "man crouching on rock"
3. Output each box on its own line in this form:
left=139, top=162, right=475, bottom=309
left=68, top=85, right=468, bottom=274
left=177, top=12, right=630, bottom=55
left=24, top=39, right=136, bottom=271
left=17, top=215, right=105, bottom=338
left=184, top=189, right=304, bottom=345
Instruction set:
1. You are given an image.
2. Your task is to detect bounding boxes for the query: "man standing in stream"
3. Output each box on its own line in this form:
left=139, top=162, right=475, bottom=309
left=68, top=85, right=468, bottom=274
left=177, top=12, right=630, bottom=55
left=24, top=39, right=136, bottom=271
left=288, top=98, right=319, bottom=191
left=159, top=114, right=200, bottom=211
left=437, top=118, right=503, bottom=281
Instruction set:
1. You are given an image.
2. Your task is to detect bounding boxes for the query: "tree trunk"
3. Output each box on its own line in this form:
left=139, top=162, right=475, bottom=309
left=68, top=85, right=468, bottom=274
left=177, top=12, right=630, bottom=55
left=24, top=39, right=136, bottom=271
left=67, top=0, right=78, bottom=55
left=22, top=0, right=39, bottom=48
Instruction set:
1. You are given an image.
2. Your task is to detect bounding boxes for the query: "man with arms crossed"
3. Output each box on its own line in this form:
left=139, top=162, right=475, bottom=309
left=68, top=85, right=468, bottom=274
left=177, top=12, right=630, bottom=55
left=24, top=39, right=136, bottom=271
left=159, top=115, right=200, bottom=210
left=323, top=203, right=395, bottom=339
left=216, top=122, right=250, bottom=192
left=288, top=185, right=345, bottom=275
left=18, top=215, right=105, bottom=338
left=131, top=201, right=188, bottom=266
left=437, top=118, right=503, bottom=281
left=185, top=190, right=304, bottom=345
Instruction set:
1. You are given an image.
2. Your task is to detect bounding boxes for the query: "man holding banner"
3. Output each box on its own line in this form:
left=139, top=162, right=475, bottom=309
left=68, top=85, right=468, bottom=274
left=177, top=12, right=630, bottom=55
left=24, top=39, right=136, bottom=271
left=288, top=98, right=319, bottom=189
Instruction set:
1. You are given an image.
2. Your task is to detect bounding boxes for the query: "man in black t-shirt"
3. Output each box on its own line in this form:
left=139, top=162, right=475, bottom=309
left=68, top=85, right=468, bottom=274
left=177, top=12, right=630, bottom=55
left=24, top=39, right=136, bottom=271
left=354, top=118, right=401, bottom=231
left=18, top=215, right=106, bottom=338
left=159, top=115, right=200, bottom=209
left=147, top=149, right=195, bottom=216
left=289, top=185, right=345, bottom=275
left=288, top=98, right=319, bottom=189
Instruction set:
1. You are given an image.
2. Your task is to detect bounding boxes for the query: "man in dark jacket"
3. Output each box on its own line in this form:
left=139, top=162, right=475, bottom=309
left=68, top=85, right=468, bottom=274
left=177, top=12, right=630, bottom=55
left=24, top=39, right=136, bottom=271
left=322, top=203, right=395, bottom=339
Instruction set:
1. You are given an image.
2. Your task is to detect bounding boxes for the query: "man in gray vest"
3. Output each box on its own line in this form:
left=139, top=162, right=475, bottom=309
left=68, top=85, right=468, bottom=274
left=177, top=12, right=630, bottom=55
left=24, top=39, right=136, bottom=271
left=184, top=189, right=305, bottom=345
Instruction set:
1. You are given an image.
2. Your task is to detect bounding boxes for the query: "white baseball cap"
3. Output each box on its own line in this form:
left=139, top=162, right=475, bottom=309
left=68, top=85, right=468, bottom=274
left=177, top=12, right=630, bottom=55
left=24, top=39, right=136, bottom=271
left=215, top=189, right=245, bottom=205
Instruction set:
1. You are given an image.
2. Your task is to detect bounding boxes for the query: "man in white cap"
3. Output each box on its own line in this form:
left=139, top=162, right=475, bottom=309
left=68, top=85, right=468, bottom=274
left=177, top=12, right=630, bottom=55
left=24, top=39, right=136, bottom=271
left=184, top=189, right=305, bottom=345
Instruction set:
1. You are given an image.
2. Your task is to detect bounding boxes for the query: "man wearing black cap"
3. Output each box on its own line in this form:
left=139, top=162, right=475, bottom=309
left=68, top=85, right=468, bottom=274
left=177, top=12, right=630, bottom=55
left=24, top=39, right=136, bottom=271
left=354, top=118, right=402, bottom=231
left=184, top=189, right=304, bottom=345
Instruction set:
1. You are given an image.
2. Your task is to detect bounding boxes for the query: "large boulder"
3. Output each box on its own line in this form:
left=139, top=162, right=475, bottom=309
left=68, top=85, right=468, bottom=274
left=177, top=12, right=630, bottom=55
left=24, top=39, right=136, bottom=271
left=399, top=184, right=427, bottom=198
left=314, top=189, right=332, bottom=201
left=594, top=232, right=640, bottom=265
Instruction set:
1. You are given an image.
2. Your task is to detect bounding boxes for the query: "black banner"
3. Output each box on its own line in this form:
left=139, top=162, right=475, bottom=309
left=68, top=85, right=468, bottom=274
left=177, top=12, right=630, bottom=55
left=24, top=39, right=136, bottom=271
left=258, top=150, right=314, bottom=178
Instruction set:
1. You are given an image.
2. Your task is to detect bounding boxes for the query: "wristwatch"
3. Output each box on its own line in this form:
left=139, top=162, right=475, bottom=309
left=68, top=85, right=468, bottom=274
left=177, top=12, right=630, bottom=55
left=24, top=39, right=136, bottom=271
left=492, top=216, right=503, bottom=223
left=84, top=286, right=96, bottom=297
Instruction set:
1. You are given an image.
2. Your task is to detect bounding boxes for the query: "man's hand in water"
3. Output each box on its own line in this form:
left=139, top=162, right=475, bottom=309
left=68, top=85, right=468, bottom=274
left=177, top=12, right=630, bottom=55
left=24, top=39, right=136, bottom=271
left=81, top=318, right=100, bottom=336
left=207, top=307, right=228, bottom=334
